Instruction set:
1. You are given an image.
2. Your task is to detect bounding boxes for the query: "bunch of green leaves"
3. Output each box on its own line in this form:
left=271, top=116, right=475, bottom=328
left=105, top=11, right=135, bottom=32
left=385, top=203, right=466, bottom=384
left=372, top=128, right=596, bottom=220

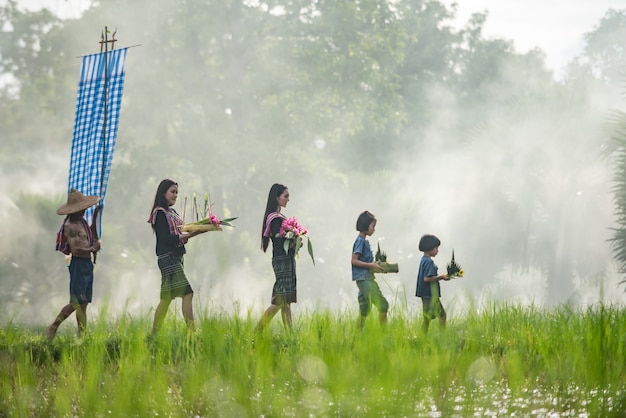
left=375, top=242, right=387, bottom=262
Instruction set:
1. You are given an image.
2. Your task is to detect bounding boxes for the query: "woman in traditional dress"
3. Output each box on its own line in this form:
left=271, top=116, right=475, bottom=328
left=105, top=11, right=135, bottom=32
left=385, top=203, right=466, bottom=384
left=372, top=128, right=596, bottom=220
left=148, top=179, right=205, bottom=333
left=255, top=183, right=297, bottom=332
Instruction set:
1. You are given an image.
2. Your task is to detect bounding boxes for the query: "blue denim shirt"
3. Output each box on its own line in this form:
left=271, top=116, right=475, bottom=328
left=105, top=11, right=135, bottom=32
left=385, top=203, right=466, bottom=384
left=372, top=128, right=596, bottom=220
left=416, top=255, right=440, bottom=298
left=352, top=235, right=374, bottom=281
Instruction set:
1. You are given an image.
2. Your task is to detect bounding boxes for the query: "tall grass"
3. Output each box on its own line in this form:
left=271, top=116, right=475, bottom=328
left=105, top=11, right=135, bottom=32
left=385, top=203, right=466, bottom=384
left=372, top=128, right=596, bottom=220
left=1, top=304, right=625, bottom=417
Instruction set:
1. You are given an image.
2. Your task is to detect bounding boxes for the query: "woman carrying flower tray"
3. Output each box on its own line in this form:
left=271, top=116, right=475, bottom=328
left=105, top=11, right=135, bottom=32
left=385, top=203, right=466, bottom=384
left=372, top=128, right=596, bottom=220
left=255, top=183, right=302, bottom=332
left=180, top=192, right=237, bottom=232
left=147, top=179, right=207, bottom=334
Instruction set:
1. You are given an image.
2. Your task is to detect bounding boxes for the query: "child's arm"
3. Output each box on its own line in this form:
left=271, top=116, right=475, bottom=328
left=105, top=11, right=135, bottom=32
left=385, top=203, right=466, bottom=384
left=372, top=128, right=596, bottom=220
left=424, top=273, right=449, bottom=282
left=352, top=253, right=383, bottom=273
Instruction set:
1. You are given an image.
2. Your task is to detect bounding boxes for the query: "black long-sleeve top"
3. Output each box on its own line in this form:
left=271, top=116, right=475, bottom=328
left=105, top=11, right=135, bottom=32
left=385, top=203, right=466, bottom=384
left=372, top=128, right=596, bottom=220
left=269, top=216, right=295, bottom=258
left=153, top=210, right=186, bottom=257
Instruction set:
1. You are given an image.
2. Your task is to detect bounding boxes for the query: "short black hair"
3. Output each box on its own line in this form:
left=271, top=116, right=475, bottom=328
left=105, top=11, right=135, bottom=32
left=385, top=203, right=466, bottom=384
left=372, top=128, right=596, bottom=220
left=356, top=211, right=376, bottom=232
left=419, top=234, right=441, bottom=252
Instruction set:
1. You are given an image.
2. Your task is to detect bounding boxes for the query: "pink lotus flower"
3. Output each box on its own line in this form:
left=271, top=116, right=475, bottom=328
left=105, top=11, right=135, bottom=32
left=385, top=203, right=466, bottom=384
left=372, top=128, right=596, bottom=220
left=278, top=217, right=309, bottom=239
left=209, top=213, right=221, bottom=225
left=276, top=216, right=315, bottom=265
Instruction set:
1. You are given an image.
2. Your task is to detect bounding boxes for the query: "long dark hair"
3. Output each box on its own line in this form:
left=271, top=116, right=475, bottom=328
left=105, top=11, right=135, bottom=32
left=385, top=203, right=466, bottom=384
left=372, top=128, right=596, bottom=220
left=261, top=183, right=287, bottom=252
left=150, top=179, right=178, bottom=229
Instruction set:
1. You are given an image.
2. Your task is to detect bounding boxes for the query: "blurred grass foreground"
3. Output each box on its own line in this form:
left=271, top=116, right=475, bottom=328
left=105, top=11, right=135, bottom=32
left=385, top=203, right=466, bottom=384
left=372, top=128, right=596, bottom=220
left=1, top=304, right=625, bottom=417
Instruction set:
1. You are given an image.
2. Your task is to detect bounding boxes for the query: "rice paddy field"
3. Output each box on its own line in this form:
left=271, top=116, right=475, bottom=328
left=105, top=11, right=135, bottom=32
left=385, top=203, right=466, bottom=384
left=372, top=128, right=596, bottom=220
left=1, top=304, right=625, bottom=417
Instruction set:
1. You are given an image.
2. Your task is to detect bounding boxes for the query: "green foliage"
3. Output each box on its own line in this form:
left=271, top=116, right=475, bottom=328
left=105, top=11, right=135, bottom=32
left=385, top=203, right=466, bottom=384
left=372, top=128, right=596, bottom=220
left=607, top=109, right=626, bottom=287
left=582, top=9, right=626, bottom=85
left=0, top=194, right=69, bottom=318
left=1, top=305, right=625, bottom=416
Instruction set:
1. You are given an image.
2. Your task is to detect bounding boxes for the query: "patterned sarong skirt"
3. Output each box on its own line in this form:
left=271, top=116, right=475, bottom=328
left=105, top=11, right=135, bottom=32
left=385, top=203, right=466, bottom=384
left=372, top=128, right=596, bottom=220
left=157, top=253, right=193, bottom=300
left=271, top=255, right=297, bottom=305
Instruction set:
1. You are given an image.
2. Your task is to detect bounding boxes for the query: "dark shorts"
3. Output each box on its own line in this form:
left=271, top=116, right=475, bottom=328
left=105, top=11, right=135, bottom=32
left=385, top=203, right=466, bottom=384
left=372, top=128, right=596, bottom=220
left=68, top=256, right=94, bottom=304
left=158, top=253, right=193, bottom=299
left=356, top=279, right=389, bottom=316
left=271, top=255, right=297, bottom=305
left=421, top=297, right=446, bottom=320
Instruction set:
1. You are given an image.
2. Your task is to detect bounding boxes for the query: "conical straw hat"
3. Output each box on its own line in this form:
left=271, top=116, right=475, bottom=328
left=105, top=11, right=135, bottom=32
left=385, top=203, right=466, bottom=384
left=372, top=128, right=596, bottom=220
left=57, top=188, right=100, bottom=215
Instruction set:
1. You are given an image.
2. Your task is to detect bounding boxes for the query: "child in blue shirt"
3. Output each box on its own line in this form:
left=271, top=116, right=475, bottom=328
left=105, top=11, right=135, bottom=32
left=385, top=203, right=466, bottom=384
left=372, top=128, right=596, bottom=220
left=415, top=234, right=449, bottom=332
left=351, top=211, right=386, bottom=327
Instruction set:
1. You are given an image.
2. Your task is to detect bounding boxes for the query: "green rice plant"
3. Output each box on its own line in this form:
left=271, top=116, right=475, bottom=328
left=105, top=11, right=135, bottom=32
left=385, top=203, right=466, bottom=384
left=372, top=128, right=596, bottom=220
left=0, top=304, right=625, bottom=416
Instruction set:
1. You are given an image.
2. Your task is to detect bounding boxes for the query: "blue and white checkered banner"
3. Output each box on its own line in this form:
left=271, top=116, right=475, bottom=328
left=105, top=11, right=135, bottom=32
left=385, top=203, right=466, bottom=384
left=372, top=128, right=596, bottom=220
left=66, top=47, right=128, bottom=237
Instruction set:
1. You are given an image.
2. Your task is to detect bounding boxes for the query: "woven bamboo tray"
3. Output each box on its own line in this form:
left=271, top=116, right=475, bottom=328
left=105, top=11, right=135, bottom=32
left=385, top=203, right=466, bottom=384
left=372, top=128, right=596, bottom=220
left=180, top=224, right=222, bottom=232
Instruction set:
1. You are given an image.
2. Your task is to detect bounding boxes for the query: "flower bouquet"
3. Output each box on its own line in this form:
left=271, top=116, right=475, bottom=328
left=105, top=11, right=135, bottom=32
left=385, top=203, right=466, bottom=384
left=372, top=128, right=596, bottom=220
left=278, top=217, right=315, bottom=265
left=180, top=192, right=237, bottom=232
left=446, top=249, right=464, bottom=279
left=375, top=242, right=399, bottom=273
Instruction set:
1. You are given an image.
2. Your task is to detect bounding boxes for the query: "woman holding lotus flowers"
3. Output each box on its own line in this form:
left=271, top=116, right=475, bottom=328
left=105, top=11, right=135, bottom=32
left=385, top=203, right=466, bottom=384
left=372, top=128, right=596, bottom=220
left=148, top=179, right=206, bottom=333
left=255, top=183, right=299, bottom=332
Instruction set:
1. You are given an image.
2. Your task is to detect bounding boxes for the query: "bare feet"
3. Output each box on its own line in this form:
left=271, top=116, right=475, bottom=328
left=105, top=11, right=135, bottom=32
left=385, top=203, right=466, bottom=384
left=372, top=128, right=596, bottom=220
left=46, top=325, right=57, bottom=340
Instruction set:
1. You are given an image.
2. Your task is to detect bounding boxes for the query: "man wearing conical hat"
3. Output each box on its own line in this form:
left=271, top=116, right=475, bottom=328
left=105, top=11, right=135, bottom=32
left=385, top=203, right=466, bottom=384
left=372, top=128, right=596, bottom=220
left=46, top=189, right=101, bottom=339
